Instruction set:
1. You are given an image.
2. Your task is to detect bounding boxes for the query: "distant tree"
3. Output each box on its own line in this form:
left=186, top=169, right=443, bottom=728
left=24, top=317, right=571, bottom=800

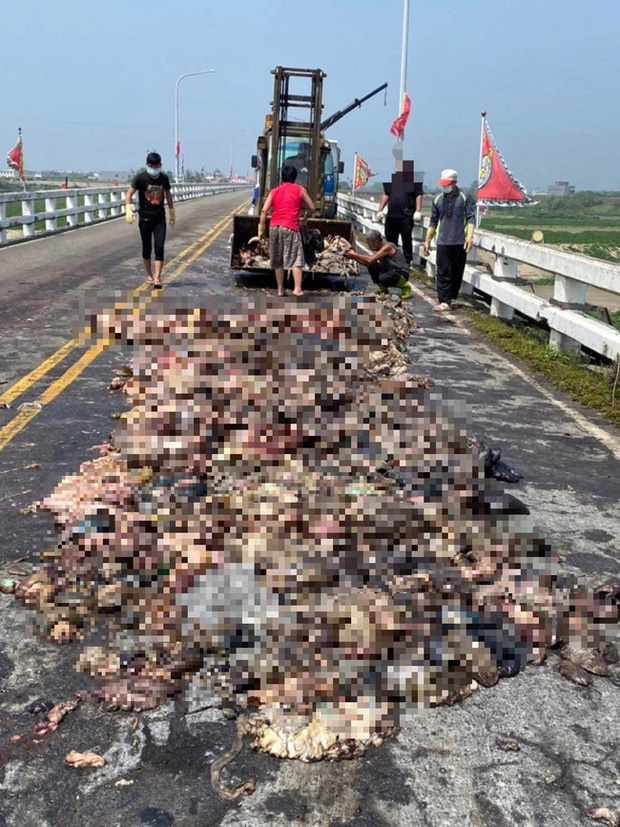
left=469, top=179, right=480, bottom=195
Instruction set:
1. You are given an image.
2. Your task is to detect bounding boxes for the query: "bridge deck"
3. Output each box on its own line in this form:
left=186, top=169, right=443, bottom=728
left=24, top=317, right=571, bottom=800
left=0, top=194, right=619, bottom=826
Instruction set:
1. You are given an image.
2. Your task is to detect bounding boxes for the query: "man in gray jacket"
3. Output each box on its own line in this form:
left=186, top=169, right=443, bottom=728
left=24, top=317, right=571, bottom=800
left=423, top=169, right=476, bottom=312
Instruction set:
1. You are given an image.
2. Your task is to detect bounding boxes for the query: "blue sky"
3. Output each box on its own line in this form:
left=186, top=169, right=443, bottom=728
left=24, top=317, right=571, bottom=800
left=2, top=0, right=619, bottom=189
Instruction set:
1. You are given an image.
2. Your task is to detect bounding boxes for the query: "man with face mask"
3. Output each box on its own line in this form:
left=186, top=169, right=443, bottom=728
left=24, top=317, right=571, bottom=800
left=125, top=151, right=175, bottom=288
left=422, top=169, right=476, bottom=312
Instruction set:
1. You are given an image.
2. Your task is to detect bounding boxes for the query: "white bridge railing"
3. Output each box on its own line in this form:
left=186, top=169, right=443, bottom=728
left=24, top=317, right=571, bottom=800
left=338, top=192, right=620, bottom=362
left=0, top=182, right=250, bottom=246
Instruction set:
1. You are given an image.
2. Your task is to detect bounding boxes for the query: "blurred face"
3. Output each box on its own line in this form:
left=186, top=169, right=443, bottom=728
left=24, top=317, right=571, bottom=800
left=367, top=237, right=382, bottom=252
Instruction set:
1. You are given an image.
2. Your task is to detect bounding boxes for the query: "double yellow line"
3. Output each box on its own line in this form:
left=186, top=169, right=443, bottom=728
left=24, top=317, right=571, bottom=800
left=0, top=203, right=246, bottom=452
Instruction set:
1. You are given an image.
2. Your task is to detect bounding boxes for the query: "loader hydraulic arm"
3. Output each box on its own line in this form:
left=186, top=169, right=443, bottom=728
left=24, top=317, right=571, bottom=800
left=320, top=82, right=388, bottom=132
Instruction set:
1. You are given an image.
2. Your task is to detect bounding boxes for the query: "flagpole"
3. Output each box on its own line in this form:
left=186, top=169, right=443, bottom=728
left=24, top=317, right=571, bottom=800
left=476, top=110, right=486, bottom=228
left=391, top=0, right=410, bottom=170
left=398, top=0, right=410, bottom=137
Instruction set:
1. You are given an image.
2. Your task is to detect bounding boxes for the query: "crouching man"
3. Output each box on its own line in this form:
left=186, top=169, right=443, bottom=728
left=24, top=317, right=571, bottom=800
left=344, top=229, right=412, bottom=300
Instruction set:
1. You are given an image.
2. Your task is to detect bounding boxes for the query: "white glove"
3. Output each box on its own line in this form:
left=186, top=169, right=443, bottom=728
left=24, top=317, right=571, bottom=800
left=413, top=211, right=422, bottom=223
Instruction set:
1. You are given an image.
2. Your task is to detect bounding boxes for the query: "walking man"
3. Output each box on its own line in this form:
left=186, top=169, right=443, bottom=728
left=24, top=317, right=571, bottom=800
left=344, top=229, right=412, bottom=300
left=377, top=160, right=424, bottom=266
left=258, top=164, right=315, bottom=297
left=422, top=169, right=476, bottom=312
left=125, top=151, right=175, bottom=288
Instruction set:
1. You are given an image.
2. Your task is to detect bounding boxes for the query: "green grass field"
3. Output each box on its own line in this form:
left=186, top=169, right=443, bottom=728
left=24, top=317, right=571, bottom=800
left=480, top=192, right=620, bottom=262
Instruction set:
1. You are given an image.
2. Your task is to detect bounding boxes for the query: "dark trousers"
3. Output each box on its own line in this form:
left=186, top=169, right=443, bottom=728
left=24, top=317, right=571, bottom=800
left=139, top=216, right=166, bottom=261
left=436, top=244, right=467, bottom=303
left=384, top=215, right=414, bottom=264
left=368, top=260, right=407, bottom=288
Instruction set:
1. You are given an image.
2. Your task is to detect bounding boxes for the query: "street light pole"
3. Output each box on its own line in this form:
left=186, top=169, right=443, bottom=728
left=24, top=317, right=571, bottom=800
left=229, top=133, right=249, bottom=181
left=174, top=69, right=215, bottom=183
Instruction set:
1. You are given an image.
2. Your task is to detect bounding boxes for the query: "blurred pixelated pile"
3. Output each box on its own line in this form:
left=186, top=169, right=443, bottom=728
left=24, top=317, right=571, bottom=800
left=13, top=296, right=620, bottom=765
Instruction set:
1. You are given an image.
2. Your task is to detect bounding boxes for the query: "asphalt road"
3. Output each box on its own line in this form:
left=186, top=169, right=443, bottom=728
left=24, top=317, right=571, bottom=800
left=0, top=199, right=619, bottom=827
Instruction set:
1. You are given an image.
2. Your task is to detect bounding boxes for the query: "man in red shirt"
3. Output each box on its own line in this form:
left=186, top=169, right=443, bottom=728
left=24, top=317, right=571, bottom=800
left=258, top=165, right=315, bottom=297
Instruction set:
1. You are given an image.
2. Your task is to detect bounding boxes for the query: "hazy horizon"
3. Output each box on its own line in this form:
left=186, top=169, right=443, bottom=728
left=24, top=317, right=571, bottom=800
left=2, top=0, right=618, bottom=191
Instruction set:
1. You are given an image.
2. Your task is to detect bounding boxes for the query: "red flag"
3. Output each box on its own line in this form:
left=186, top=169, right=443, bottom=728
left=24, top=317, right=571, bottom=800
left=7, top=129, right=25, bottom=182
left=353, top=154, right=374, bottom=190
left=390, top=93, right=411, bottom=138
left=477, top=119, right=532, bottom=205
left=174, top=141, right=180, bottom=160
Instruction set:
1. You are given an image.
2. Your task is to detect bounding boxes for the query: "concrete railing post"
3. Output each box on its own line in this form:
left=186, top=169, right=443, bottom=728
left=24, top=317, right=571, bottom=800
left=98, top=192, right=107, bottom=220
left=553, top=274, right=588, bottom=307
left=45, top=196, right=57, bottom=232
left=84, top=192, right=94, bottom=223
left=22, top=195, right=36, bottom=238
left=0, top=203, right=6, bottom=245
left=490, top=254, right=517, bottom=319
left=66, top=191, right=79, bottom=227
left=110, top=191, right=122, bottom=216
left=549, top=275, right=587, bottom=355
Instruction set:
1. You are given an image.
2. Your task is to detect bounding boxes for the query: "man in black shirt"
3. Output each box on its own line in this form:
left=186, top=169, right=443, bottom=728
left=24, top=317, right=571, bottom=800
left=125, top=151, right=175, bottom=288
left=377, top=160, right=423, bottom=266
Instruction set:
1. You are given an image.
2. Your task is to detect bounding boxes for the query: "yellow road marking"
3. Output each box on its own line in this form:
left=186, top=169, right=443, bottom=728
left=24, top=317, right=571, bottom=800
left=0, top=202, right=246, bottom=406
left=0, top=339, right=78, bottom=406
left=0, top=201, right=248, bottom=452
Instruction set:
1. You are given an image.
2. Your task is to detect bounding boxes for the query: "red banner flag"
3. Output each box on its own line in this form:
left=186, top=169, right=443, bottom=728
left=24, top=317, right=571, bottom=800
left=389, top=93, right=411, bottom=138
left=174, top=141, right=180, bottom=160
left=7, top=129, right=25, bottom=182
left=477, top=119, right=533, bottom=206
left=353, top=154, right=374, bottom=190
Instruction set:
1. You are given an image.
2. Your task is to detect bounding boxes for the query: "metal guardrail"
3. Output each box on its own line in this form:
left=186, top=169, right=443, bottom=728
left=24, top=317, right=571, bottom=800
left=0, top=183, right=251, bottom=245
left=338, top=192, right=620, bottom=361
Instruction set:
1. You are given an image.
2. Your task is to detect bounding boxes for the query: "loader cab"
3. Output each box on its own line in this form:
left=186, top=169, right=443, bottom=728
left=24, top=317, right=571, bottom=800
left=255, top=136, right=338, bottom=217
left=324, top=139, right=344, bottom=219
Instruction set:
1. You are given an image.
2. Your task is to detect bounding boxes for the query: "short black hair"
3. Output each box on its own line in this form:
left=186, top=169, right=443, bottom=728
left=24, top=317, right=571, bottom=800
left=146, top=152, right=162, bottom=166
left=281, top=165, right=298, bottom=183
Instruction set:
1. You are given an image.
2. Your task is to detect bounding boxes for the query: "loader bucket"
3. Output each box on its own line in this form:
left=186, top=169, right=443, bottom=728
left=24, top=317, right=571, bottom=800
left=231, top=215, right=356, bottom=277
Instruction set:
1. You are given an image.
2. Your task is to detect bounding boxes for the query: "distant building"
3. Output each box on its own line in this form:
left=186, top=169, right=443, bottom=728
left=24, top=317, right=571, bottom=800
left=547, top=181, right=575, bottom=197
left=0, top=169, right=18, bottom=179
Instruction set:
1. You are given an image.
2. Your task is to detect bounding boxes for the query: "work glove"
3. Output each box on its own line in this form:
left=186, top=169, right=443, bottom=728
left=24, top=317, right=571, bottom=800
left=258, top=224, right=266, bottom=239
left=169, top=208, right=176, bottom=228
left=464, top=226, right=474, bottom=253
left=125, top=203, right=135, bottom=224
left=413, top=211, right=422, bottom=223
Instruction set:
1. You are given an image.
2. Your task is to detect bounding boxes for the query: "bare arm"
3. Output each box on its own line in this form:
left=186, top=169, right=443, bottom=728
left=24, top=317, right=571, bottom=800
left=415, top=193, right=423, bottom=212
left=378, top=194, right=389, bottom=213
left=165, top=190, right=174, bottom=209
left=345, top=242, right=395, bottom=266
left=125, top=186, right=136, bottom=206
left=301, top=188, right=315, bottom=219
left=259, top=192, right=273, bottom=233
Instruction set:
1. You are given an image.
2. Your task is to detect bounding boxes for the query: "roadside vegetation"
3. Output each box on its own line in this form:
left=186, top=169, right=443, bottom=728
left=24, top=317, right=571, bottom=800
left=468, top=312, right=620, bottom=428
left=408, top=268, right=620, bottom=428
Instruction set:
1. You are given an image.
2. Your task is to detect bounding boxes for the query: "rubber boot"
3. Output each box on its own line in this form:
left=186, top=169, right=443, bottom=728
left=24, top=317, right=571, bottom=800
left=374, top=284, right=387, bottom=295
left=396, top=276, right=412, bottom=300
